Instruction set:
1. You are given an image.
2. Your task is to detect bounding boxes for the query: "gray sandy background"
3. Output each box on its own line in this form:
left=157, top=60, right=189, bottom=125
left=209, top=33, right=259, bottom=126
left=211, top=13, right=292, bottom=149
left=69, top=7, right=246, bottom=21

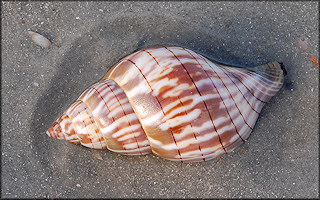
left=1, top=1, right=319, bottom=198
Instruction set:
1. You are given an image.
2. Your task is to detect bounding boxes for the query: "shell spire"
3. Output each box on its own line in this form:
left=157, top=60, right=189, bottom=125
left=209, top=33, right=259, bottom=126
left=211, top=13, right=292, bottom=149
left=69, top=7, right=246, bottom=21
left=46, top=46, right=285, bottom=162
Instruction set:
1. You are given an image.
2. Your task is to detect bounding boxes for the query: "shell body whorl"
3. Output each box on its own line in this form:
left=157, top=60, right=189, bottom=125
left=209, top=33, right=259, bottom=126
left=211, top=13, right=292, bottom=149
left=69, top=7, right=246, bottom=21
left=47, top=46, right=285, bottom=162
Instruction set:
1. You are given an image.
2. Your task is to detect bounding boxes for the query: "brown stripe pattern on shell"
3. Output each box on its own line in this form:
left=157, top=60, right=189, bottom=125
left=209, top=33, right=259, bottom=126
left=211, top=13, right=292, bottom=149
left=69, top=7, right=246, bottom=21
left=46, top=46, right=285, bottom=162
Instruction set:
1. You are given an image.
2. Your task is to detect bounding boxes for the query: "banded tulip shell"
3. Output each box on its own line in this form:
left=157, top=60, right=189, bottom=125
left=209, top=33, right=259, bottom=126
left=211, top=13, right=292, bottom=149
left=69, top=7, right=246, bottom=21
left=47, top=46, right=286, bottom=162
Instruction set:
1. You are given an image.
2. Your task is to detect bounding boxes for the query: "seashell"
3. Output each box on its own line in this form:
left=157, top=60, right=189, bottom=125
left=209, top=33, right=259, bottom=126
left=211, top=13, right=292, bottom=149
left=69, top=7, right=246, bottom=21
left=46, top=46, right=286, bottom=162
left=28, top=31, right=51, bottom=48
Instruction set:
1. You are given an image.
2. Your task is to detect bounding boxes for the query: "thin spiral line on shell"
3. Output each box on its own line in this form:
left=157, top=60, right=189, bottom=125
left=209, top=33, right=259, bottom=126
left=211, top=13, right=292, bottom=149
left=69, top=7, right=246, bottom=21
left=46, top=46, right=285, bottom=162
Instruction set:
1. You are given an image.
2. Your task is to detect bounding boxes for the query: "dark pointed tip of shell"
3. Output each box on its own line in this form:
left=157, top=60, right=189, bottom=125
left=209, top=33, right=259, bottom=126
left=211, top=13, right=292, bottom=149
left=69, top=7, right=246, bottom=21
left=279, top=62, right=287, bottom=77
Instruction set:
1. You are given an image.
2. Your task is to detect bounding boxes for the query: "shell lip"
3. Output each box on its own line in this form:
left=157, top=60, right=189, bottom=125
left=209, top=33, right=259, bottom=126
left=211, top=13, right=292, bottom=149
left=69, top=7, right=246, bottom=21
left=280, top=62, right=287, bottom=76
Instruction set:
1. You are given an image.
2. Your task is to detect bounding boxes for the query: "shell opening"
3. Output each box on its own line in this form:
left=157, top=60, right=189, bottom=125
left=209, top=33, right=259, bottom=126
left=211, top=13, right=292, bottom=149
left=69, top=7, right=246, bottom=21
left=280, top=62, right=287, bottom=76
